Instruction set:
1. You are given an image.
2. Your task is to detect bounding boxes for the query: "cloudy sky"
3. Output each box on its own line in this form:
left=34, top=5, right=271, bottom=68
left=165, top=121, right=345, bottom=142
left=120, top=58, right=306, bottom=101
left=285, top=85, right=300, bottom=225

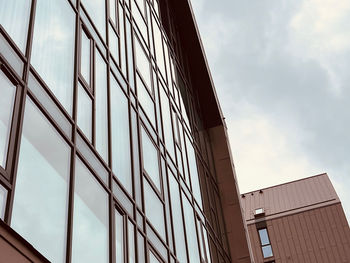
left=191, top=0, right=350, bottom=220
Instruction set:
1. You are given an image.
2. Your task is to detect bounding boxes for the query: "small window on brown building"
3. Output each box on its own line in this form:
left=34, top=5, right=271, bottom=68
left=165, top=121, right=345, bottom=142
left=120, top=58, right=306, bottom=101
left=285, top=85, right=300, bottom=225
left=258, top=228, right=273, bottom=258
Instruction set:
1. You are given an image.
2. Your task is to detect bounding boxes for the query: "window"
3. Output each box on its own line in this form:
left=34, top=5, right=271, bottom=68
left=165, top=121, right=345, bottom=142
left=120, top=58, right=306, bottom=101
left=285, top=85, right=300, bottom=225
left=110, top=72, right=132, bottom=193
left=12, top=97, right=70, bottom=263
left=31, top=0, right=76, bottom=115
left=95, top=50, right=109, bottom=162
left=0, top=0, right=31, bottom=53
left=144, top=179, right=166, bottom=240
left=141, top=126, right=161, bottom=191
left=77, top=83, right=93, bottom=141
left=0, top=70, right=16, bottom=169
left=80, top=28, right=92, bottom=86
left=258, top=228, right=273, bottom=258
left=0, top=184, right=7, bottom=220
left=115, top=210, right=125, bottom=263
left=72, top=157, right=109, bottom=263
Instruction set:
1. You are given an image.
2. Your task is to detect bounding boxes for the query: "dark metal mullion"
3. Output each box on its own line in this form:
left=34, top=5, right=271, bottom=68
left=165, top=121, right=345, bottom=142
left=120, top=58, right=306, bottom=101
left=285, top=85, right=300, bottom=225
left=66, top=1, right=81, bottom=261
left=6, top=0, right=37, bottom=226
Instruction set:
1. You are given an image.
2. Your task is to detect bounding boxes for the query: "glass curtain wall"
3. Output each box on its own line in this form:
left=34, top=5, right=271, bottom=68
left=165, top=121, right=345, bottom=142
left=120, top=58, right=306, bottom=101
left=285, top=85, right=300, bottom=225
left=0, top=0, right=231, bottom=262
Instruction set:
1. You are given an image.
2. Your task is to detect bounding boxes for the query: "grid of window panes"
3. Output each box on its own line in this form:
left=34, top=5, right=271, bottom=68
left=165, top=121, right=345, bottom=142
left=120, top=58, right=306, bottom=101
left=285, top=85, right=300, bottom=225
left=0, top=0, right=230, bottom=262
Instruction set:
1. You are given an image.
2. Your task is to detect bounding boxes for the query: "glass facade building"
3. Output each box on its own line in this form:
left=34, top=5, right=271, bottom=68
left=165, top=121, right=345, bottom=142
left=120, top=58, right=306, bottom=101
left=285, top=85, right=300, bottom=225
left=0, top=0, right=251, bottom=263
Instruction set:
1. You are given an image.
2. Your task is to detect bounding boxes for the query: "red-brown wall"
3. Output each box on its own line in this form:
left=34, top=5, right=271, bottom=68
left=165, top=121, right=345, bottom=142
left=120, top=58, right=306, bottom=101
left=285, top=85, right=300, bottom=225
left=248, top=204, right=350, bottom=263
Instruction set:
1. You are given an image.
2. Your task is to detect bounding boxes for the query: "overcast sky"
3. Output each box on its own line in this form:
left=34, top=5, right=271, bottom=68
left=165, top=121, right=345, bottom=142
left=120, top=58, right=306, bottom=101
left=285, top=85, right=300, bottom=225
left=191, top=0, right=350, bottom=220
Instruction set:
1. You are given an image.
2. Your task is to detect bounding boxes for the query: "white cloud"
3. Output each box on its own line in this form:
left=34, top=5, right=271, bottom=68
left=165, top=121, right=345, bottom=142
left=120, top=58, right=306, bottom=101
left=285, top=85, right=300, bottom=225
left=227, top=103, right=323, bottom=193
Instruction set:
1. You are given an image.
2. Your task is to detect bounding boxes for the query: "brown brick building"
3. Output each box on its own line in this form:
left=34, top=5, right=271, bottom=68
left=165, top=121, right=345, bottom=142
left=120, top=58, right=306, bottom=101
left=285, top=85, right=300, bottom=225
left=241, top=173, right=350, bottom=263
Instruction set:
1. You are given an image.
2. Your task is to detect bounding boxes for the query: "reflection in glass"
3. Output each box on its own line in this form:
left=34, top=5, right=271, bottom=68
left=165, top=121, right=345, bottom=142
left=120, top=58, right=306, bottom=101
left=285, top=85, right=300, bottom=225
left=0, top=184, right=7, bottom=220
left=77, top=83, right=92, bottom=141
left=0, top=0, right=31, bottom=52
left=135, top=37, right=151, bottom=89
left=81, top=0, right=106, bottom=40
left=141, top=126, right=160, bottom=190
left=109, top=25, right=119, bottom=63
left=95, top=51, right=109, bottom=162
left=149, top=251, right=161, bottom=263
left=72, top=157, right=109, bottom=263
left=182, top=193, right=200, bottom=263
left=115, top=210, right=124, bottom=263
left=144, top=179, right=166, bottom=240
left=110, top=73, right=132, bottom=193
left=128, top=220, right=136, bottom=263
left=152, top=15, right=166, bottom=78
left=12, top=98, right=70, bottom=262
left=80, top=29, right=91, bottom=85
left=262, top=245, right=273, bottom=258
left=31, top=0, right=75, bottom=114
left=137, top=74, right=156, bottom=127
left=159, top=86, right=175, bottom=160
left=185, top=134, right=202, bottom=207
left=0, top=71, right=16, bottom=168
left=169, top=172, right=188, bottom=263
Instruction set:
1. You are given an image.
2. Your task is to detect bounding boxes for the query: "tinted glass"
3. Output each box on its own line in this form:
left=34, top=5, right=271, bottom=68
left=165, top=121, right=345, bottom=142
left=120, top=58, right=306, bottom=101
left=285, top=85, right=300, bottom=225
left=141, top=127, right=161, bottom=190
left=110, top=73, right=132, bottom=193
left=72, top=157, right=109, bottom=263
left=0, top=0, right=31, bottom=52
left=31, top=0, right=75, bottom=115
left=182, top=194, right=200, bottom=263
left=135, top=37, right=151, bottom=89
left=81, top=0, right=106, bottom=40
left=12, top=98, right=70, bottom=263
left=0, top=184, right=7, bottom=220
left=80, top=29, right=91, bottom=85
left=95, top=51, right=109, bottom=162
left=137, top=75, right=156, bottom=127
left=144, top=179, right=166, bottom=240
left=77, top=83, right=92, bottom=141
left=169, top=172, right=187, bottom=263
left=115, top=210, right=124, bottom=263
left=262, top=245, right=273, bottom=258
left=258, top=228, right=270, bottom=246
left=185, top=134, right=202, bottom=207
left=0, top=71, right=16, bottom=168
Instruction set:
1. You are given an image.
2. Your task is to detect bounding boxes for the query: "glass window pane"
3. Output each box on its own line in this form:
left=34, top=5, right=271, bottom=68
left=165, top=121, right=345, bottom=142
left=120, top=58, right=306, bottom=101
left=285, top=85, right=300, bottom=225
left=182, top=193, right=200, bottom=263
left=115, top=210, right=125, bottom=263
left=149, top=251, right=161, bottom=263
left=137, top=232, right=145, bottom=263
left=144, top=179, right=166, bottom=240
left=81, top=0, right=106, bottom=40
left=109, top=25, right=119, bottom=63
left=95, top=51, right=109, bottom=162
left=135, top=37, right=151, bottom=89
left=11, top=98, right=70, bottom=262
left=0, top=0, right=31, bottom=52
left=0, top=71, right=16, bottom=168
left=141, top=127, right=160, bottom=190
left=0, top=184, right=7, bottom=220
left=152, top=15, right=166, bottom=78
left=169, top=172, right=188, bottom=263
left=110, top=73, right=132, bottom=193
left=137, top=75, right=156, bottom=126
left=126, top=18, right=135, bottom=91
left=109, top=0, right=116, bottom=24
left=128, top=220, right=136, bottom=263
left=72, top=157, right=109, bottom=263
left=81, top=29, right=91, bottom=85
left=258, top=228, right=270, bottom=246
left=77, top=83, right=92, bottom=141
left=262, top=245, right=273, bottom=258
left=31, top=0, right=75, bottom=115
left=159, top=86, right=175, bottom=159
left=185, top=134, right=202, bottom=207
